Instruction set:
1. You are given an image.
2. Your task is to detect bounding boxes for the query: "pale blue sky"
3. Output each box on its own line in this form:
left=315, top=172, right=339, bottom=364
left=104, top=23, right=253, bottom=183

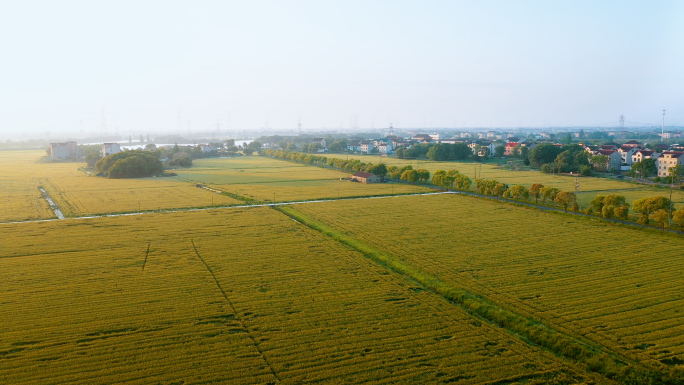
left=1, top=1, right=683, bottom=137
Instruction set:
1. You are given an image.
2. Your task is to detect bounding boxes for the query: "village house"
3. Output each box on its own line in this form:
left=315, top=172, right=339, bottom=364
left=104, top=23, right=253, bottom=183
left=632, top=150, right=660, bottom=164
left=360, top=140, right=374, bottom=154
left=488, top=142, right=504, bottom=155
left=312, top=138, right=327, bottom=149
left=346, top=140, right=361, bottom=152
left=351, top=171, right=381, bottom=183
left=657, top=152, right=684, bottom=177
left=102, top=142, right=121, bottom=157
left=412, top=134, right=432, bottom=143
left=503, top=142, right=520, bottom=156
left=622, top=140, right=641, bottom=149
left=617, top=146, right=638, bottom=165
left=595, top=150, right=623, bottom=171
left=200, top=144, right=216, bottom=153
left=373, top=139, right=393, bottom=154
left=48, top=141, right=78, bottom=159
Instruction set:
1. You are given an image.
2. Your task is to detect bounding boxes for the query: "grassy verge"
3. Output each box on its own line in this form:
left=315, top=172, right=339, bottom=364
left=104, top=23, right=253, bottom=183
left=275, top=205, right=684, bottom=384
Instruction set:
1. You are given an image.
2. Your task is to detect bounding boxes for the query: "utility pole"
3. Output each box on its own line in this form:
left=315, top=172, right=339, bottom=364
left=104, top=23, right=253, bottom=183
left=575, top=173, right=581, bottom=211
left=662, top=109, right=666, bottom=142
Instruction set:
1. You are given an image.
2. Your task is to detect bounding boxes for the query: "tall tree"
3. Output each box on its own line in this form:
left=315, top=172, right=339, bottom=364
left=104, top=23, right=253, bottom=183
left=529, top=183, right=544, bottom=203
left=541, top=187, right=560, bottom=207
left=555, top=191, right=577, bottom=212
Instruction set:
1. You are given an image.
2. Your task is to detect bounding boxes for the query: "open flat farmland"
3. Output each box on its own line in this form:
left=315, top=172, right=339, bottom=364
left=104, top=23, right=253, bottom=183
left=293, top=194, right=684, bottom=370
left=175, top=157, right=430, bottom=202
left=0, top=208, right=598, bottom=384
left=320, top=154, right=684, bottom=207
left=39, top=165, right=241, bottom=216
left=0, top=151, right=52, bottom=222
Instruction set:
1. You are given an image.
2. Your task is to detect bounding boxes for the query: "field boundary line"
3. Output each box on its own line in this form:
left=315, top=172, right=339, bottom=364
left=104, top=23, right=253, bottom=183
left=141, top=243, right=151, bottom=271
left=190, top=239, right=280, bottom=383
left=272, top=205, right=682, bottom=382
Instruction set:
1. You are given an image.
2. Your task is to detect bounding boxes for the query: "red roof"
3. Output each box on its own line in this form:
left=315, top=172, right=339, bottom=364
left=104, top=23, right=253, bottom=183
left=504, top=142, right=520, bottom=148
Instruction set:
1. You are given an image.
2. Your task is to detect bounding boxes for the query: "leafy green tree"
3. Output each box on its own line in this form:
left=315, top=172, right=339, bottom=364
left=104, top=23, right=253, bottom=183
left=167, top=153, right=192, bottom=168
left=590, top=155, right=609, bottom=173
left=96, top=150, right=164, bottom=178
left=672, top=207, right=684, bottom=230
left=540, top=187, right=560, bottom=206
left=528, top=143, right=563, bottom=167
left=651, top=209, right=670, bottom=230
left=613, top=205, right=630, bottom=220
left=432, top=170, right=447, bottom=188
left=492, top=183, right=508, bottom=199
left=529, top=183, right=544, bottom=203
left=494, top=145, right=505, bottom=157
left=670, top=165, right=684, bottom=184
left=555, top=191, right=577, bottom=212
left=401, top=169, right=419, bottom=184
left=630, top=158, right=657, bottom=178
left=633, top=196, right=672, bottom=224
left=416, top=169, right=430, bottom=184
left=85, top=152, right=102, bottom=168
left=454, top=174, right=472, bottom=191
left=506, top=185, right=529, bottom=201
left=329, top=139, right=348, bottom=152
left=367, top=163, right=388, bottom=178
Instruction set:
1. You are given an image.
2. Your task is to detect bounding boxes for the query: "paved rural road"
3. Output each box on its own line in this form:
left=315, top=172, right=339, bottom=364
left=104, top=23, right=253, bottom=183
left=5, top=189, right=683, bottom=236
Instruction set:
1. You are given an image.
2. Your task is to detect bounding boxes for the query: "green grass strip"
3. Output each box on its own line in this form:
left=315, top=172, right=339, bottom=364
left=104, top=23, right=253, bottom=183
left=275, top=205, right=684, bottom=384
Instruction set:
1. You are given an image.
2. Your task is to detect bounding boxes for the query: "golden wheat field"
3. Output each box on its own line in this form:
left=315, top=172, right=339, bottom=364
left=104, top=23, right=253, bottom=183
left=175, top=157, right=430, bottom=202
left=38, top=164, right=241, bottom=216
left=294, top=194, right=684, bottom=370
left=0, top=208, right=599, bottom=384
left=0, top=151, right=52, bottom=222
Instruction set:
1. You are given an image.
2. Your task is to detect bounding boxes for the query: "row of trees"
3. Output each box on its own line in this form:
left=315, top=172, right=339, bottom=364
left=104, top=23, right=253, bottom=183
left=263, top=149, right=684, bottom=231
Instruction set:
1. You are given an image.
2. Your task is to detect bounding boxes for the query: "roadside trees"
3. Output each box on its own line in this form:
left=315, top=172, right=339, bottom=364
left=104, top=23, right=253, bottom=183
left=401, top=169, right=419, bottom=184
left=633, top=196, right=672, bottom=225
left=529, top=183, right=544, bottom=203
left=672, top=207, right=684, bottom=230
left=505, top=185, right=529, bottom=201
left=555, top=191, right=577, bottom=212
left=540, top=187, right=560, bottom=207
left=651, top=209, right=670, bottom=230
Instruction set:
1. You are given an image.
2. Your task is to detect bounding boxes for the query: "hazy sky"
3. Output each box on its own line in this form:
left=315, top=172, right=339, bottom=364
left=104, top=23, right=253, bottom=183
left=2, top=1, right=683, bottom=138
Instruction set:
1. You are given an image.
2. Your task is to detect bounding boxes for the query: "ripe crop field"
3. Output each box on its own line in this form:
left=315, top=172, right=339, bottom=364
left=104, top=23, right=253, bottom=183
left=321, top=154, right=684, bottom=207
left=0, top=208, right=597, bottom=384
left=294, top=194, right=684, bottom=371
left=0, top=151, right=52, bottom=222
left=175, top=157, right=430, bottom=202
left=40, top=169, right=241, bottom=216
left=0, top=151, right=242, bottom=219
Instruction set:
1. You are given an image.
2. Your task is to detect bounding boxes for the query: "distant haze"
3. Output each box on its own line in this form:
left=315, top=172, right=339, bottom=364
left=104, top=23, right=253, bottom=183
left=1, top=0, right=683, bottom=139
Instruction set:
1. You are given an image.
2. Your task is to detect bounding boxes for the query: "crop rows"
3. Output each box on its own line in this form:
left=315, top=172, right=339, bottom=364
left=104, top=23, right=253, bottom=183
left=293, top=194, right=684, bottom=371
left=0, top=208, right=594, bottom=383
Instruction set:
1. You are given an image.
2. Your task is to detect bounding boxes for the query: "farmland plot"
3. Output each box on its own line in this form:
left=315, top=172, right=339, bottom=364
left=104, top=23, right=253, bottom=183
left=294, top=194, right=684, bottom=370
left=0, top=151, right=52, bottom=222
left=175, top=157, right=430, bottom=202
left=40, top=169, right=241, bottom=216
left=0, top=208, right=595, bottom=384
